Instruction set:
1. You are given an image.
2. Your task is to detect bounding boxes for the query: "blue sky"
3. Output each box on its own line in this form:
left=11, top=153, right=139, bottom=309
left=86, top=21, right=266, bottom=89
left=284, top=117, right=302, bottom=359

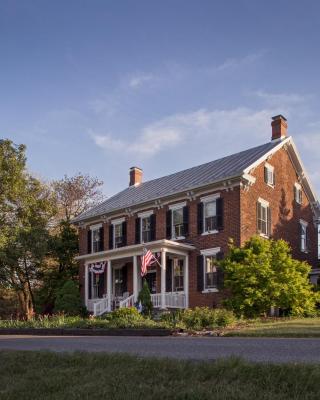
left=1, top=0, right=320, bottom=198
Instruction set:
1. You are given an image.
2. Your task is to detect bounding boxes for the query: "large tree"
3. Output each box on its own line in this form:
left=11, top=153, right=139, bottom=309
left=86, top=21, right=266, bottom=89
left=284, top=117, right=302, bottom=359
left=222, top=236, right=318, bottom=318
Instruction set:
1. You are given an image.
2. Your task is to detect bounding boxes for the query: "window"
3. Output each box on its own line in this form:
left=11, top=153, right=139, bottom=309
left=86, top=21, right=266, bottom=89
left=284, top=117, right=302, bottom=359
left=172, top=207, right=184, bottom=239
left=141, top=216, right=151, bottom=243
left=264, top=163, right=274, bottom=186
left=92, top=228, right=101, bottom=253
left=114, top=268, right=124, bottom=297
left=173, top=259, right=184, bottom=292
left=204, top=255, right=218, bottom=290
left=294, top=183, right=303, bottom=205
left=257, top=199, right=271, bottom=237
left=114, top=223, right=123, bottom=248
left=300, top=220, right=308, bottom=252
left=204, top=200, right=217, bottom=232
left=91, top=273, right=100, bottom=298
left=90, top=224, right=103, bottom=253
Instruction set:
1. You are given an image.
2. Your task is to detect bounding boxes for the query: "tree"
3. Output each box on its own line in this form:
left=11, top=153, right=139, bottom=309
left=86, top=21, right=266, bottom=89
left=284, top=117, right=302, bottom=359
left=52, top=173, right=105, bottom=223
left=0, top=141, right=56, bottom=319
left=54, top=280, right=82, bottom=315
left=222, top=236, right=318, bottom=318
left=137, top=280, right=153, bottom=316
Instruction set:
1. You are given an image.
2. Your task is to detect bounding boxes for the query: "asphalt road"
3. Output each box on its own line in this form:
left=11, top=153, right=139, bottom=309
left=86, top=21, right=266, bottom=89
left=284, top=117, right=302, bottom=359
left=0, top=335, right=319, bottom=363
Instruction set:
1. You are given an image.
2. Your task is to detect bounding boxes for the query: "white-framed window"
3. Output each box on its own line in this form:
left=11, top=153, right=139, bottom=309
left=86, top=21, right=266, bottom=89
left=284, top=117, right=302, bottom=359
left=114, top=223, right=123, bottom=248
left=201, top=194, right=219, bottom=234
left=169, top=202, right=186, bottom=239
left=91, top=272, right=101, bottom=298
left=141, top=216, right=151, bottom=243
left=300, top=220, right=308, bottom=253
left=173, top=258, right=184, bottom=292
left=294, top=183, right=303, bottom=205
left=200, top=248, right=221, bottom=292
left=113, top=267, right=124, bottom=297
left=257, top=198, right=271, bottom=237
left=264, top=163, right=275, bottom=186
left=90, top=224, right=102, bottom=253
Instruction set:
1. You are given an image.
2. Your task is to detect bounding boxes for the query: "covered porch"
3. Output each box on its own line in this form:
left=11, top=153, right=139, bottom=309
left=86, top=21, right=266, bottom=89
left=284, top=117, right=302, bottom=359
left=76, top=240, right=195, bottom=316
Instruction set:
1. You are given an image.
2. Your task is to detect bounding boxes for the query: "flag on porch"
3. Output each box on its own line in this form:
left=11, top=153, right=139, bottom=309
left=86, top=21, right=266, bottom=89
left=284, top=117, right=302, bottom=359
left=89, top=262, right=106, bottom=274
left=141, top=248, right=157, bottom=277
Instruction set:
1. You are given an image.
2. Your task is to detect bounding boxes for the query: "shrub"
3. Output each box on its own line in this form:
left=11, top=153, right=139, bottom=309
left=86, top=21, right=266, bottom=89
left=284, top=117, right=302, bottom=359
left=101, top=307, right=157, bottom=328
left=137, top=280, right=153, bottom=316
left=54, top=280, right=82, bottom=316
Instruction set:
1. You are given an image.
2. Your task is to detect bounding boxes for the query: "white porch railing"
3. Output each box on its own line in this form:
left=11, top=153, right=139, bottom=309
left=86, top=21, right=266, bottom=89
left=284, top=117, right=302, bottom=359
left=119, top=294, right=135, bottom=309
left=93, top=296, right=110, bottom=316
left=151, top=293, right=186, bottom=309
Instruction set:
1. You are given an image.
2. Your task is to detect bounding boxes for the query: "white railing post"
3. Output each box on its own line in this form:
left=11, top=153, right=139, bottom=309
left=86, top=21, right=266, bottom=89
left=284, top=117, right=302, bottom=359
left=133, top=255, right=138, bottom=302
left=107, top=260, right=112, bottom=311
left=160, top=249, right=166, bottom=309
left=184, top=255, right=189, bottom=309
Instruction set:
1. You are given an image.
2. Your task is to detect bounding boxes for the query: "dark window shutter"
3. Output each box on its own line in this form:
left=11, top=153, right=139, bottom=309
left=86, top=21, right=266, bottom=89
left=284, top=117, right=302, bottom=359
left=98, top=272, right=105, bottom=297
left=305, top=226, right=308, bottom=252
left=150, top=214, right=156, bottom=241
left=109, top=224, right=114, bottom=249
left=99, top=227, right=104, bottom=251
left=166, top=258, right=172, bottom=292
left=264, top=166, right=268, bottom=183
left=267, top=207, right=271, bottom=237
left=216, top=251, right=224, bottom=261
left=183, top=206, right=189, bottom=236
left=122, top=221, right=127, bottom=246
left=88, top=270, right=92, bottom=299
left=87, top=230, right=92, bottom=254
left=166, top=210, right=172, bottom=239
left=122, top=264, right=128, bottom=293
left=197, top=203, right=204, bottom=234
left=135, top=218, right=141, bottom=244
left=197, top=255, right=204, bottom=292
left=216, top=198, right=224, bottom=230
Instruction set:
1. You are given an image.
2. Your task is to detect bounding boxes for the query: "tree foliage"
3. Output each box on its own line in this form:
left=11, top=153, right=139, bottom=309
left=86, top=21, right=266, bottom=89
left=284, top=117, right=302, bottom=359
left=54, top=280, right=82, bottom=316
left=222, top=236, right=319, bottom=318
left=137, top=280, right=153, bottom=316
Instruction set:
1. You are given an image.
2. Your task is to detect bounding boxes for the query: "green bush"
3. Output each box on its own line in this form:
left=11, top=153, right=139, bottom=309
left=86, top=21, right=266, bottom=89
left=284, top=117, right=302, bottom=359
left=54, top=280, right=82, bottom=316
left=137, top=280, right=153, bottom=316
left=100, top=307, right=158, bottom=329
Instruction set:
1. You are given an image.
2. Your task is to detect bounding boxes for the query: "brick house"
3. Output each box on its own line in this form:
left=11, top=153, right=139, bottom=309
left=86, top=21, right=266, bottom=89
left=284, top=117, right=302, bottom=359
left=73, top=115, right=320, bottom=315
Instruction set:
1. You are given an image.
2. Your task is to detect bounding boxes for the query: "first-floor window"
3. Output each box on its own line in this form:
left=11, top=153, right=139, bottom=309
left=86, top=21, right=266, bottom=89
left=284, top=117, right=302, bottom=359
left=91, top=273, right=100, bottom=298
left=141, top=216, right=151, bottom=243
left=173, top=259, right=184, bottom=291
left=114, top=268, right=124, bottom=297
left=172, top=207, right=184, bottom=238
left=300, top=221, right=308, bottom=252
left=204, top=255, right=218, bottom=290
left=257, top=199, right=271, bottom=237
left=114, top=223, right=123, bottom=248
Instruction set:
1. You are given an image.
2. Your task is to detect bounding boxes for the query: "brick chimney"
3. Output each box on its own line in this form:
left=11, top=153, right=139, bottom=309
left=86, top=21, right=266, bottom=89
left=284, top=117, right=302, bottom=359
left=271, top=115, right=287, bottom=141
left=129, top=166, right=143, bottom=186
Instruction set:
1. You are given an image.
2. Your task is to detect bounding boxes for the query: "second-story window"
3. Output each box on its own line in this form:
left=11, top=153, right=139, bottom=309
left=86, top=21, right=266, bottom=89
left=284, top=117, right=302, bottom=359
left=300, top=220, right=308, bottom=252
left=198, top=194, right=223, bottom=234
left=257, top=198, right=271, bottom=237
left=114, top=223, right=123, bottom=248
left=167, top=202, right=188, bottom=239
left=264, top=163, right=275, bottom=187
left=294, top=183, right=303, bottom=205
left=172, top=207, right=184, bottom=239
left=141, top=216, right=151, bottom=243
left=92, top=227, right=101, bottom=253
left=89, top=224, right=104, bottom=253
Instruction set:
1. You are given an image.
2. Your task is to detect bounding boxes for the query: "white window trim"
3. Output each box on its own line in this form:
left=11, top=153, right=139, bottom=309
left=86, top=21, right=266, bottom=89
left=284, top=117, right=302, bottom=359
left=258, top=197, right=269, bottom=207
left=265, top=163, right=275, bottom=187
left=201, top=195, right=220, bottom=235
left=295, top=183, right=303, bottom=204
left=111, top=217, right=125, bottom=225
left=113, top=221, right=124, bottom=248
left=89, top=223, right=102, bottom=231
left=169, top=201, right=186, bottom=211
left=91, top=224, right=102, bottom=253
left=257, top=198, right=270, bottom=238
left=140, top=214, right=152, bottom=243
left=170, top=204, right=185, bottom=240
left=201, top=247, right=221, bottom=293
left=138, top=210, right=154, bottom=218
left=300, top=220, right=308, bottom=253
left=300, top=219, right=308, bottom=227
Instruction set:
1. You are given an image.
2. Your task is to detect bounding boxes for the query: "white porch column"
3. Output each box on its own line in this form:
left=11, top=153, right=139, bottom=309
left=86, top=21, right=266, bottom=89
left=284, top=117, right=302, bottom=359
left=107, top=260, right=112, bottom=311
left=84, top=262, right=89, bottom=309
left=184, top=254, right=189, bottom=309
left=133, top=255, right=138, bottom=302
left=160, top=249, right=166, bottom=309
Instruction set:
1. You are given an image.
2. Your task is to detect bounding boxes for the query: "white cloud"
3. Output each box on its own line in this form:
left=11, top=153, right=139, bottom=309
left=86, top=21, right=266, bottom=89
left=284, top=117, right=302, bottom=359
left=91, top=107, right=276, bottom=158
left=128, top=73, right=155, bottom=89
left=253, top=90, right=309, bottom=107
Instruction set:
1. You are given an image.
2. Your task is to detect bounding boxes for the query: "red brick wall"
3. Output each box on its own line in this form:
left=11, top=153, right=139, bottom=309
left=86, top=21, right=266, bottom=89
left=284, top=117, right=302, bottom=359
left=240, top=147, right=318, bottom=268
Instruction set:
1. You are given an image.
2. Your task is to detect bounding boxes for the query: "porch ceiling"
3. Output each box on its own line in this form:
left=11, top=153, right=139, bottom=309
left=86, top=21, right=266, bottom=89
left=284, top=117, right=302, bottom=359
left=75, top=239, right=195, bottom=263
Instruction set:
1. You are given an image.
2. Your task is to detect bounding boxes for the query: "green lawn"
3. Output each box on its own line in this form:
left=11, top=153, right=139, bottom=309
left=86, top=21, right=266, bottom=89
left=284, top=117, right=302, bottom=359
left=225, top=317, right=320, bottom=337
left=0, top=351, right=320, bottom=400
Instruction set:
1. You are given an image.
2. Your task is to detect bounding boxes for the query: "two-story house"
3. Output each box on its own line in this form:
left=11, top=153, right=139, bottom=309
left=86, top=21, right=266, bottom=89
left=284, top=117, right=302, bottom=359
left=73, top=115, right=320, bottom=315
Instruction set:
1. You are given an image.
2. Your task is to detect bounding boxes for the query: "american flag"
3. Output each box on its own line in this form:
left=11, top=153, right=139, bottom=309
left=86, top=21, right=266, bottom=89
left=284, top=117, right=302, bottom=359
left=141, top=248, right=157, bottom=277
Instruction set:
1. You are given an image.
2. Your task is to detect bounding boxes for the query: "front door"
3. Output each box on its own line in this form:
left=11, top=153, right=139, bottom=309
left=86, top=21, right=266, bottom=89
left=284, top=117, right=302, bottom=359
left=145, top=271, right=157, bottom=294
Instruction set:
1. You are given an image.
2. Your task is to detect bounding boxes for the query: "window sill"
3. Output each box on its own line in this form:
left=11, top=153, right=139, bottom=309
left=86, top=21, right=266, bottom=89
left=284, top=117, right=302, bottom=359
left=202, top=288, right=219, bottom=294
left=201, top=230, right=218, bottom=236
left=171, top=236, right=185, bottom=241
left=259, top=233, right=270, bottom=239
left=301, top=250, right=309, bottom=254
left=267, top=183, right=275, bottom=189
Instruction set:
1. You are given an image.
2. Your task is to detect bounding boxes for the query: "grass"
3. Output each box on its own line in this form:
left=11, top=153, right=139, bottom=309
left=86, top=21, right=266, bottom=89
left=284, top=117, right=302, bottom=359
left=225, top=317, right=320, bottom=337
left=0, top=351, right=320, bottom=400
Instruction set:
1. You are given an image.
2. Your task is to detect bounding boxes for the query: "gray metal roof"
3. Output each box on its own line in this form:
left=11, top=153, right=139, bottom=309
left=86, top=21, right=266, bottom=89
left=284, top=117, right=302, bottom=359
left=73, top=140, right=280, bottom=223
